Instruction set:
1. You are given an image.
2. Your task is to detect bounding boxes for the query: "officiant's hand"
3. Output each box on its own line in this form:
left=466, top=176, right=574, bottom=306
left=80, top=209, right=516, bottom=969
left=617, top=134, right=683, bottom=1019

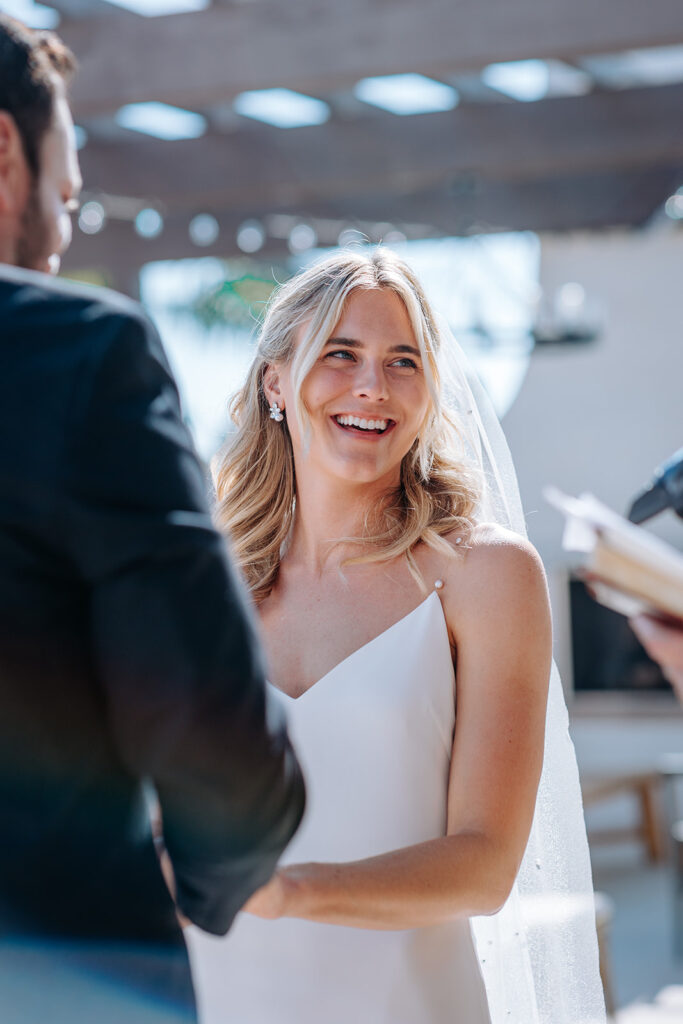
left=631, top=615, right=683, bottom=698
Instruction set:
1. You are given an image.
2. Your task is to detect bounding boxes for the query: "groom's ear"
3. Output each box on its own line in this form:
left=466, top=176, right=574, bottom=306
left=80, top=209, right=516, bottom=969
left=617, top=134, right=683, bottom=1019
left=0, top=112, right=30, bottom=216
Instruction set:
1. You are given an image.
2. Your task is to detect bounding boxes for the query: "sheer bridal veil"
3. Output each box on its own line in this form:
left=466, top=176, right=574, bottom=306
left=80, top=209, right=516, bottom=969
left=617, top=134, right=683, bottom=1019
left=440, top=322, right=606, bottom=1024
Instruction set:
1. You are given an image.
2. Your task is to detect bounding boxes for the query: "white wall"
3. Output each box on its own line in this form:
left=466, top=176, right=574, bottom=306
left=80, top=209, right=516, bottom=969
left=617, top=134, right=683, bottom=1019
left=501, top=224, right=683, bottom=771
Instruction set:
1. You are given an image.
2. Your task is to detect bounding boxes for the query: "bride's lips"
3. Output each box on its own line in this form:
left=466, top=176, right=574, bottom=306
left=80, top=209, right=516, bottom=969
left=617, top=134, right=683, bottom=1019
left=330, top=415, right=396, bottom=439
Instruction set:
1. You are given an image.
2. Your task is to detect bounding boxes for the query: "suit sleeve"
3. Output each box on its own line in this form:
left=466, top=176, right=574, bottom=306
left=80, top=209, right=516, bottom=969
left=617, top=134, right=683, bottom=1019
left=61, top=307, right=305, bottom=935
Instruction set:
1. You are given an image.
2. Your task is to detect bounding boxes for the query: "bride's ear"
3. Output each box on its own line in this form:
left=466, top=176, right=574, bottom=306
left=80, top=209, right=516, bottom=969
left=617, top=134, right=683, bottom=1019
left=262, top=365, right=284, bottom=410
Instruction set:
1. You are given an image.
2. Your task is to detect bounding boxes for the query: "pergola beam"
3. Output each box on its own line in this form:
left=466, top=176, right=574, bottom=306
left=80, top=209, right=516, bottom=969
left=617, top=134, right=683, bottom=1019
left=62, top=165, right=682, bottom=283
left=76, top=83, right=683, bottom=212
left=60, top=0, right=683, bottom=118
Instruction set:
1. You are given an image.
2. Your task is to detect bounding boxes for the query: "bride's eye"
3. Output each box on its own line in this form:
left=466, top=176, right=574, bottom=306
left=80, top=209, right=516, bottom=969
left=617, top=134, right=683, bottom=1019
left=325, top=349, right=355, bottom=362
left=390, top=357, right=418, bottom=370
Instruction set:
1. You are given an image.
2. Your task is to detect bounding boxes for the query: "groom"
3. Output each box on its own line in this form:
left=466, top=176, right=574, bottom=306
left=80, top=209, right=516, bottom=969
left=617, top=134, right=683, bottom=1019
left=0, top=14, right=304, bottom=1022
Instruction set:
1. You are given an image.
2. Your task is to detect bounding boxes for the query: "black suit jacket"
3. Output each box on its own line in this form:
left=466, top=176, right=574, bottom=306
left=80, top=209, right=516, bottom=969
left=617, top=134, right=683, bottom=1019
left=0, top=266, right=304, bottom=1016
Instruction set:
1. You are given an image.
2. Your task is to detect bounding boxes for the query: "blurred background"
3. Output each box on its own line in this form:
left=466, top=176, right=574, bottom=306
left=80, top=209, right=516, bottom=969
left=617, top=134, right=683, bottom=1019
left=6, top=0, right=683, bottom=1017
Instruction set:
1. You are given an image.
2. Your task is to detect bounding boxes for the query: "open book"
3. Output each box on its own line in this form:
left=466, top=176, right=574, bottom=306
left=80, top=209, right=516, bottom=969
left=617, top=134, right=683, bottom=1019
left=545, top=488, right=683, bottom=623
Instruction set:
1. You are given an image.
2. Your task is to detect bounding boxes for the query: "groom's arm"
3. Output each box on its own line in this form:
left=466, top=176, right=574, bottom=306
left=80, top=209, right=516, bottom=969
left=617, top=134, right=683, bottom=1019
left=61, top=301, right=305, bottom=935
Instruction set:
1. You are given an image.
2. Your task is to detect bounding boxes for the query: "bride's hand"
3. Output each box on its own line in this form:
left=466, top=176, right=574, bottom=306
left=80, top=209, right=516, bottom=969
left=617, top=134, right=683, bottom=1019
left=243, top=864, right=314, bottom=919
left=242, top=871, right=289, bottom=919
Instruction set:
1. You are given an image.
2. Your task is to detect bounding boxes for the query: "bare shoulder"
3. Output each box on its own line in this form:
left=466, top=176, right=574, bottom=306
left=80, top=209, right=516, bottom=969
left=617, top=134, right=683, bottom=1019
left=435, top=522, right=544, bottom=585
left=416, top=522, right=545, bottom=592
left=431, top=523, right=550, bottom=644
left=463, top=522, right=545, bottom=579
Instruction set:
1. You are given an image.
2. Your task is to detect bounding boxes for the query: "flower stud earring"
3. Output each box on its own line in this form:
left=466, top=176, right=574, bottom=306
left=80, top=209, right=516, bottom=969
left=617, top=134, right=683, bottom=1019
left=269, top=401, right=284, bottom=423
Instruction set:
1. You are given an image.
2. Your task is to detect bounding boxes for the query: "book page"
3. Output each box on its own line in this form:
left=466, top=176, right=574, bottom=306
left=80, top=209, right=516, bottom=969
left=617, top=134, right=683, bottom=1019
left=545, top=487, right=683, bottom=621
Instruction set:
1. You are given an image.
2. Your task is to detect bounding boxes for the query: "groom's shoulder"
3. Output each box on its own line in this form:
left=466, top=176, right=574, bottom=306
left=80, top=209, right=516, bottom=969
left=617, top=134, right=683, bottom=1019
left=0, top=263, right=147, bottom=332
left=0, top=264, right=167, bottom=382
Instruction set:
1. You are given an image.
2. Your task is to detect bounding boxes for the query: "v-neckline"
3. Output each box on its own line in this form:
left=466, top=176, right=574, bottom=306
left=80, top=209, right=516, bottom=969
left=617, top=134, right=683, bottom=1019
left=268, top=590, right=444, bottom=702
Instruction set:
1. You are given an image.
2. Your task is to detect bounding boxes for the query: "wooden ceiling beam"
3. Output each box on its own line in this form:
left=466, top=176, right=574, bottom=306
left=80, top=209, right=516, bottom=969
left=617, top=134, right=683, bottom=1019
left=308, top=166, right=683, bottom=235
left=61, top=165, right=683, bottom=279
left=60, top=0, right=683, bottom=118
left=75, top=83, right=683, bottom=210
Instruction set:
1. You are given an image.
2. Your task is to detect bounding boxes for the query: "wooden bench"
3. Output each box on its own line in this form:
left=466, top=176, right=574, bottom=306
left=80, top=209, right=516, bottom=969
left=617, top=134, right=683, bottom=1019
left=581, top=771, right=666, bottom=863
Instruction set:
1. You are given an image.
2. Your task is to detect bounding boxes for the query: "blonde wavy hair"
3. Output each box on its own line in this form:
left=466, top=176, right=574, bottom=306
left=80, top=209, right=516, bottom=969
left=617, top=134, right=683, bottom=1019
left=213, top=248, right=481, bottom=602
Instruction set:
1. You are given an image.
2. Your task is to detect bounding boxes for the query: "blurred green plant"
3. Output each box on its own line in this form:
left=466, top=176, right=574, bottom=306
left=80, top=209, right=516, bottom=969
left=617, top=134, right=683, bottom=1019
left=190, top=260, right=291, bottom=329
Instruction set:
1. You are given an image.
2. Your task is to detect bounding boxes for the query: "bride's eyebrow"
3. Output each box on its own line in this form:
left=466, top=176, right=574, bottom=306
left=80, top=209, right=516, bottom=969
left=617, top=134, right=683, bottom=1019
left=324, top=337, right=362, bottom=348
left=325, top=337, right=421, bottom=357
left=391, top=344, right=422, bottom=357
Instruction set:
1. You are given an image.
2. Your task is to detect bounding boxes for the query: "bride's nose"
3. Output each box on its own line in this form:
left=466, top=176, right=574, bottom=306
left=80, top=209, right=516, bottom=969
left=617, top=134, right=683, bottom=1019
left=352, top=360, right=389, bottom=401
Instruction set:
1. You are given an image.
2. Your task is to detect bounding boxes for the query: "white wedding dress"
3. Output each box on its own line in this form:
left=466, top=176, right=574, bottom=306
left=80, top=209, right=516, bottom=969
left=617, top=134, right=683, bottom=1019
left=186, top=589, right=492, bottom=1024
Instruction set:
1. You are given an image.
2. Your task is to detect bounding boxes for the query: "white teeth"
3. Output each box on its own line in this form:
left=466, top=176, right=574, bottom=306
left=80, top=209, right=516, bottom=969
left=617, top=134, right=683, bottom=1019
left=335, top=414, right=389, bottom=431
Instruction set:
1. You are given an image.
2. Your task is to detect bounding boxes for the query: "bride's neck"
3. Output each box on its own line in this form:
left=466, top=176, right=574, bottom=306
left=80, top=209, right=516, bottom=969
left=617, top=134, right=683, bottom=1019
left=287, top=474, right=393, bottom=575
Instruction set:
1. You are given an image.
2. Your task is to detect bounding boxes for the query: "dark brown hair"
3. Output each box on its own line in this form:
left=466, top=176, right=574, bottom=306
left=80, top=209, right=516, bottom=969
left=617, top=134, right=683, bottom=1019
left=0, top=15, right=76, bottom=175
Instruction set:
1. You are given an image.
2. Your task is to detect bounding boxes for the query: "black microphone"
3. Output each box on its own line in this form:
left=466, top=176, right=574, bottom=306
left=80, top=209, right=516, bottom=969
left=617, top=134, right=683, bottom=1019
left=628, top=447, right=683, bottom=524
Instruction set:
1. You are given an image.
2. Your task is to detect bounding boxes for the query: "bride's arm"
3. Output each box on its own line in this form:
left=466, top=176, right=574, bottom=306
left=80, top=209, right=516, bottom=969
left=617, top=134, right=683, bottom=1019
left=244, top=526, right=551, bottom=930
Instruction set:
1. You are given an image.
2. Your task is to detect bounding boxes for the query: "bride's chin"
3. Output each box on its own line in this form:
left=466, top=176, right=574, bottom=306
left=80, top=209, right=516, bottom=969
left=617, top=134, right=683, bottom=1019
left=330, top=459, right=401, bottom=489
left=305, top=440, right=402, bottom=487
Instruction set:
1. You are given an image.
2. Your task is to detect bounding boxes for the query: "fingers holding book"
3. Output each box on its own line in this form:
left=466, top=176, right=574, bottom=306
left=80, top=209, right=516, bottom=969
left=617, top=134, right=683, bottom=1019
left=630, top=614, right=683, bottom=698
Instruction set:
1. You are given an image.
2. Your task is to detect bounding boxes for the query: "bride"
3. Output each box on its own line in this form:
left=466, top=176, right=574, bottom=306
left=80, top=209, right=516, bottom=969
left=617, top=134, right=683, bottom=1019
left=187, top=248, right=605, bottom=1024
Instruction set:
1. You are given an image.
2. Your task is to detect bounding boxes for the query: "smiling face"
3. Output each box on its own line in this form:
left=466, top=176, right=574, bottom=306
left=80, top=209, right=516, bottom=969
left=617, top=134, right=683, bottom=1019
left=266, top=287, right=432, bottom=490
